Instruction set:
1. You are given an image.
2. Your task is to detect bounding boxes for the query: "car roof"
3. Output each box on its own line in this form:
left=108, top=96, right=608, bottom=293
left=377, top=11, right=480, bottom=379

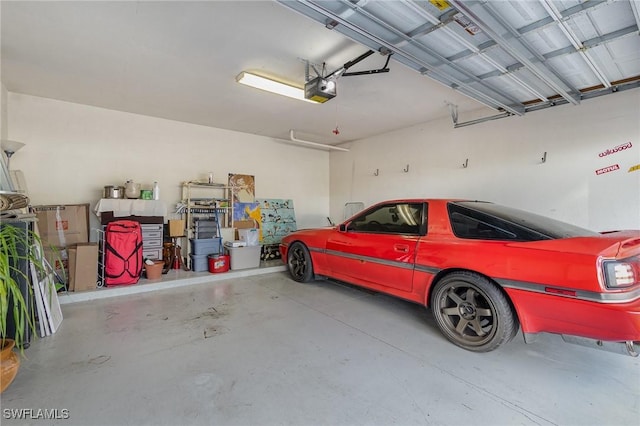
left=371, top=198, right=480, bottom=204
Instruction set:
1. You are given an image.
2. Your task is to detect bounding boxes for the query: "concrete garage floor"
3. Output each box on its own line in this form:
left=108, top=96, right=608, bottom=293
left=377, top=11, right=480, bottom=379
left=2, top=271, right=639, bottom=426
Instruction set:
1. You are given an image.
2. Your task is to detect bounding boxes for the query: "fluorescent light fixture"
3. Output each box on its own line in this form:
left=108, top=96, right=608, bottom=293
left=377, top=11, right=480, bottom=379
left=236, top=72, right=316, bottom=103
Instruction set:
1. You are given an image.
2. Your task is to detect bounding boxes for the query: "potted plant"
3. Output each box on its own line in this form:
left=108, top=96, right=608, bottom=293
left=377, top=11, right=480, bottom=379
left=0, top=218, right=49, bottom=393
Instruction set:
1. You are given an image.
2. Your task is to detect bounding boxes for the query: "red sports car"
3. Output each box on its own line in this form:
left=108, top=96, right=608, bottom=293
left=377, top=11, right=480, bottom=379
left=280, top=199, right=640, bottom=355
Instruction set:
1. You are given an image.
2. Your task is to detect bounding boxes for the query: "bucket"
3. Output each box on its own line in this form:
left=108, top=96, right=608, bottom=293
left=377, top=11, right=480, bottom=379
left=208, top=254, right=229, bottom=273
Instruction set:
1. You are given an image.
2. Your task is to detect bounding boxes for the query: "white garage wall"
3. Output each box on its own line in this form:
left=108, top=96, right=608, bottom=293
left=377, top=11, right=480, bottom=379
left=7, top=93, right=329, bottom=238
left=330, top=89, right=640, bottom=231
left=7, top=90, right=639, bottom=236
left=1, top=83, right=7, bottom=140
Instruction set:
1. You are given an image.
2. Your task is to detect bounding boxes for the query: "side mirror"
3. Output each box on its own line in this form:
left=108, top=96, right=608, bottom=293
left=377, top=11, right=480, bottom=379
left=339, top=224, right=347, bottom=232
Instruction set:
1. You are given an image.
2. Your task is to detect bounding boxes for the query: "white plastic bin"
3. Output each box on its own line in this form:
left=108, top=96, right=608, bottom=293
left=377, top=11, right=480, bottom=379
left=226, top=245, right=261, bottom=270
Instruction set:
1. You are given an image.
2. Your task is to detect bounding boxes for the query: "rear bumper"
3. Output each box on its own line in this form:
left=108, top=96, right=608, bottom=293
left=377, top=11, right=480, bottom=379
left=507, top=288, right=640, bottom=342
left=524, top=332, right=639, bottom=356
left=560, top=335, right=639, bottom=357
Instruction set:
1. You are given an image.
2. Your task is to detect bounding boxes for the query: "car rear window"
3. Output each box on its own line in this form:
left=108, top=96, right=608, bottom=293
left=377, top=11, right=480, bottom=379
left=448, top=201, right=598, bottom=241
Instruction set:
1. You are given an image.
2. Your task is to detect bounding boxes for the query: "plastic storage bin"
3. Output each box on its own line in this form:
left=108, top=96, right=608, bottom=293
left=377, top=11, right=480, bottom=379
left=193, top=218, right=218, bottom=239
left=226, top=244, right=261, bottom=270
left=190, top=237, right=221, bottom=255
left=190, top=254, right=209, bottom=272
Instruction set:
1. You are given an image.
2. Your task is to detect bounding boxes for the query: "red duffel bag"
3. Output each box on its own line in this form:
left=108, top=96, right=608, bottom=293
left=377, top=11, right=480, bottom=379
left=104, top=220, right=143, bottom=286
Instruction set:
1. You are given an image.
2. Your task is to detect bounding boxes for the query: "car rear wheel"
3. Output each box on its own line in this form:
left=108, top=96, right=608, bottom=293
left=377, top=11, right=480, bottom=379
left=287, top=242, right=314, bottom=283
left=431, top=271, right=518, bottom=352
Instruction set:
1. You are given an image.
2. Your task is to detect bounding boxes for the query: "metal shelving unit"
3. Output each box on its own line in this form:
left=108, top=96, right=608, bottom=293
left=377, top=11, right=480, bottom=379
left=180, top=181, right=233, bottom=269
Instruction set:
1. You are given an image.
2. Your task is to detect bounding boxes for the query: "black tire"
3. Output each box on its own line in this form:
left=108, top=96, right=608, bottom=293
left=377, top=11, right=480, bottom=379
left=287, top=242, right=314, bottom=283
left=430, top=271, right=518, bottom=352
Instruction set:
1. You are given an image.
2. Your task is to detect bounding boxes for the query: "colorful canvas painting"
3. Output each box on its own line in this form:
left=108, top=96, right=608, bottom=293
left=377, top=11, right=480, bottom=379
left=233, top=202, right=260, bottom=222
left=228, top=173, right=255, bottom=203
left=256, top=198, right=297, bottom=245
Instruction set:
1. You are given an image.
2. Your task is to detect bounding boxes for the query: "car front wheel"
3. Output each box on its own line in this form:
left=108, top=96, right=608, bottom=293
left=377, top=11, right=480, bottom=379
left=287, top=242, right=314, bottom=283
left=431, top=271, right=518, bottom=352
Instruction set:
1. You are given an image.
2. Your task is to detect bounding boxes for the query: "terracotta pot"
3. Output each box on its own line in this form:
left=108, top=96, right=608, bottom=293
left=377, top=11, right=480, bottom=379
left=1, top=339, right=20, bottom=394
left=144, top=261, right=164, bottom=280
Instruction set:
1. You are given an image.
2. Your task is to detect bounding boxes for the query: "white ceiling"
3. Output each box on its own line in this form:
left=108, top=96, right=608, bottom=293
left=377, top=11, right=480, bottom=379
left=2, top=1, right=638, bottom=146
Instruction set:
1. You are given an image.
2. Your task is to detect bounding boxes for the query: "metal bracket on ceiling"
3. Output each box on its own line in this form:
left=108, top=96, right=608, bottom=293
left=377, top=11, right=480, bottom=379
left=303, top=59, right=323, bottom=83
left=302, top=49, right=392, bottom=84
left=541, top=152, right=547, bottom=163
left=327, top=49, right=392, bottom=79
left=462, top=159, right=469, bottom=169
left=403, top=164, right=409, bottom=173
left=373, top=168, right=379, bottom=176
left=325, top=18, right=339, bottom=30
left=446, top=102, right=517, bottom=128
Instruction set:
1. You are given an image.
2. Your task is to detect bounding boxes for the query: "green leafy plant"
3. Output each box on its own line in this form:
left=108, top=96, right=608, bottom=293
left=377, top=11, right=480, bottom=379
left=0, top=222, right=46, bottom=352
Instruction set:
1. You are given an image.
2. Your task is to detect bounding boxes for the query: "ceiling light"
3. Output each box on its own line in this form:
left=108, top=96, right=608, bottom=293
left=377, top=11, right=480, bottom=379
left=236, top=72, right=317, bottom=103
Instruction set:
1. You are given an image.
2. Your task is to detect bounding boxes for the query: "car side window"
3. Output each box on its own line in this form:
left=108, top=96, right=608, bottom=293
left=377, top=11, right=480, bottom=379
left=448, top=204, right=541, bottom=241
left=348, top=203, right=423, bottom=235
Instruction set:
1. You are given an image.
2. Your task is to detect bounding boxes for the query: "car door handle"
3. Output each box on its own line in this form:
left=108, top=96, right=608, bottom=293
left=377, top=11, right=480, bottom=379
left=394, top=244, right=409, bottom=253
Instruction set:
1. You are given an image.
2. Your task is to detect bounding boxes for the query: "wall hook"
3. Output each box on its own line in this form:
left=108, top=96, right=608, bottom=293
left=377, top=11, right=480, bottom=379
left=373, top=169, right=379, bottom=176
left=403, top=164, right=410, bottom=173
left=541, top=152, right=547, bottom=163
left=462, top=159, right=468, bottom=168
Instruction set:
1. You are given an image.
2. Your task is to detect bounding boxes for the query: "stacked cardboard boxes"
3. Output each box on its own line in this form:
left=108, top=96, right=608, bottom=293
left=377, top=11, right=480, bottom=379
left=32, top=204, right=96, bottom=291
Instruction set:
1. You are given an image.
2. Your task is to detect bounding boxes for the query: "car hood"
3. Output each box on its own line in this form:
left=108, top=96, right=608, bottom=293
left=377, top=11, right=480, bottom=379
left=282, top=227, right=335, bottom=240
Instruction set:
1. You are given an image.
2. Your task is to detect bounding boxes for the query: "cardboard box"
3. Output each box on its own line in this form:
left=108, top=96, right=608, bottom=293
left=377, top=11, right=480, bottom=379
left=33, top=204, right=90, bottom=247
left=68, top=243, right=98, bottom=292
left=234, top=219, right=256, bottom=239
left=168, top=219, right=185, bottom=237
left=220, top=227, right=234, bottom=244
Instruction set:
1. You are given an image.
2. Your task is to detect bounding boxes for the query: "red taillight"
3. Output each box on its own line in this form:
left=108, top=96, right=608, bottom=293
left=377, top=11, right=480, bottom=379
left=602, top=255, right=639, bottom=289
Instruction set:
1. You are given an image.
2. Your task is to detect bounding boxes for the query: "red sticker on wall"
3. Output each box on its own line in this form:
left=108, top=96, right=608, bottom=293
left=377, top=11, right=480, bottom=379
left=595, top=164, right=620, bottom=175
